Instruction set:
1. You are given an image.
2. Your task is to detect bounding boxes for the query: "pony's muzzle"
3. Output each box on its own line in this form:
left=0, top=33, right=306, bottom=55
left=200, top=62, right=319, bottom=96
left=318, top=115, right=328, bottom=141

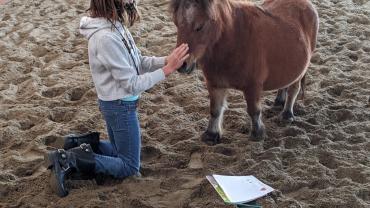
left=178, top=56, right=197, bottom=74
left=178, top=62, right=196, bottom=74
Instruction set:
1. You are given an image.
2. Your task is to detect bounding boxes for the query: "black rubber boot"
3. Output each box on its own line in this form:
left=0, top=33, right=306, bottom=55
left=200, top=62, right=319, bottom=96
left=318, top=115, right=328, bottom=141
left=63, top=132, right=101, bottom=154
left=44, top=144, right=96, bottom=197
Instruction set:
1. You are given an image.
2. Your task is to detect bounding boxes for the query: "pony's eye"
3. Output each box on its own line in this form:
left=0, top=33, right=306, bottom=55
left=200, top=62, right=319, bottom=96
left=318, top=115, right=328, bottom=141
left=195, top=24, right=204, bottom=32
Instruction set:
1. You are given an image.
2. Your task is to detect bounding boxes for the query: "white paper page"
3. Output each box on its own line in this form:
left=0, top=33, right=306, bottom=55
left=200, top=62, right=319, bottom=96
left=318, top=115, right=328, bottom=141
left=213, top=175, right=274, bottom=204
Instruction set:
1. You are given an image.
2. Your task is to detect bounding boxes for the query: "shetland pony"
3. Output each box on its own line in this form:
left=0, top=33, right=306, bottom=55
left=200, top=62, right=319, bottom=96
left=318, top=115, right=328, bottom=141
left=171, top=0, right=319, bottom=143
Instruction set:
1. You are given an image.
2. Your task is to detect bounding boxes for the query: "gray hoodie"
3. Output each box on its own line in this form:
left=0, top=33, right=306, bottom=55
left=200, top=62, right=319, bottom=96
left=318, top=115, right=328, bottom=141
left=79, top=16, right=166, bottom=101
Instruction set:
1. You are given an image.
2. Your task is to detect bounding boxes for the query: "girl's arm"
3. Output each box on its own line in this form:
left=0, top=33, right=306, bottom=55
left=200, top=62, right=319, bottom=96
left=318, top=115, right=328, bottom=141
left=139, top=54, right=167, bottom=74
left=97, top=34, right=166, bottom=96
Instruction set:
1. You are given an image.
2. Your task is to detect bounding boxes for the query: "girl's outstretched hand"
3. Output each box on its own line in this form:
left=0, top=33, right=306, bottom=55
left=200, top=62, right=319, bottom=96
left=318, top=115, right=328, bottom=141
left=163, top=44, right=189, bottom=76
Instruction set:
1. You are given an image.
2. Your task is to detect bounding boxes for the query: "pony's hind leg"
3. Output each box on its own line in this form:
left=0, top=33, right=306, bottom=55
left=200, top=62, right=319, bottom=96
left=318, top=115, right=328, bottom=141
left=280, top=79, right=301, bottom=122
left=274, top=88, right=287, bottom=107
left=202, top=88, right=227, bottom=145
left=244, top=87, right=266, bottom=141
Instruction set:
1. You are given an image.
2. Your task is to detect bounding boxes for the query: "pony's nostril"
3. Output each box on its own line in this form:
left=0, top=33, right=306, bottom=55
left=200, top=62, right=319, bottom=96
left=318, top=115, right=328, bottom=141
left=178, top=62, right=196, bottom=74
left=178, top=62, right=188, bottom=74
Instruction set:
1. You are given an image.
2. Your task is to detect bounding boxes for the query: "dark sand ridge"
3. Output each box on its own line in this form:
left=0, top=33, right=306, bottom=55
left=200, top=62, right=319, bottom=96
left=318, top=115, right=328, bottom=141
left=0, top=0, right=369, bottom=207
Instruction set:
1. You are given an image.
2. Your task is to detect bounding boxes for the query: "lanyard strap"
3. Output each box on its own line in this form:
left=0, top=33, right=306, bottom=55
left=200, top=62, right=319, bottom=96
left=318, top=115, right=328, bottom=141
left=109, top=20, right=140, bottom=75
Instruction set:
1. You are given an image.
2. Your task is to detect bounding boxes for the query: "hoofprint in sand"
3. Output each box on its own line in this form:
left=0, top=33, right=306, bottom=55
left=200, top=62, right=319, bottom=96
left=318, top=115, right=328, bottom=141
left=0, top=0, right=369, bottom=207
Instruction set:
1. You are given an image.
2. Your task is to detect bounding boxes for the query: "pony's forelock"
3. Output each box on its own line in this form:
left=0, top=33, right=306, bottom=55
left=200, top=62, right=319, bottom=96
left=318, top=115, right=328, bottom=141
left=170, top=0, right=218, bottom=20
left=169, top=0, right=181, bottom=13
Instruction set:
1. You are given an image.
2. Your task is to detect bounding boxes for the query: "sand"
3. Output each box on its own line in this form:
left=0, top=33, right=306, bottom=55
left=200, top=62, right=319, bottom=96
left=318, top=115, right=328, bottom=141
left=0, top=0, right=369, bottom=207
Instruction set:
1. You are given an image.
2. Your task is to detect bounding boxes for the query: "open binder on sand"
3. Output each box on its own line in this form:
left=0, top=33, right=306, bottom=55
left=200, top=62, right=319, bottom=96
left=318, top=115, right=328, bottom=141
left=206, top=175, right=274, bottom=205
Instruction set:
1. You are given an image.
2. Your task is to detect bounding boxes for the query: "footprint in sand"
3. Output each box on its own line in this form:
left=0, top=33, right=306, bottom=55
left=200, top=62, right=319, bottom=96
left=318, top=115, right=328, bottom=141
left=58, top=61, right=79, bottom=70
left=336, top=166, right=369, bottom=184
left=309, top=133, right=327, bottom=146
left=283, top=136, right=311, bottom=149
left=263, top=138, right=282, bottom=150
left=0, top=171, right=16, bottom=186
left=64, top=87, right=89, bottom=101
left=42, top=135, right=62, bottom=148
left=41, top=86, right=67, bottom=98
left=48, top=107, right=76, bottom=123
left=214, top=146, right=236, bottom=157
left=356, top=189, right=370, bottom=202
left=12, top=157, right=43, bottom=178
left=346, top=41, right=362, bottom=51
left=141, top=146, right=162, bottom=161
left=317, top=150, right=341, bottom=169
left=327, top=84, right=345, bottom=97
left=362, top=41, right=370, bottom=52
left=31, top=46, right=49, bottom=58
left=348, top=53, right=359, bottom=62
left=352, top=0, right=369, bottom=6
left=18, top=119, right=36, bottom=131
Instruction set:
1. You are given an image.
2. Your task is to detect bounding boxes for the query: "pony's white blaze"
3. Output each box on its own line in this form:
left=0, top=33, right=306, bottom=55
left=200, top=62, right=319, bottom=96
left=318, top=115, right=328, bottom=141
left=185, top=6, right=195, bottom=24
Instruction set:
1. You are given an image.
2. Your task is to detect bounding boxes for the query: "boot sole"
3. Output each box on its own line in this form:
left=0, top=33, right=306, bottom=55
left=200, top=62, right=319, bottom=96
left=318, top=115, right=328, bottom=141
left=44, top=152, right=69, bottom=197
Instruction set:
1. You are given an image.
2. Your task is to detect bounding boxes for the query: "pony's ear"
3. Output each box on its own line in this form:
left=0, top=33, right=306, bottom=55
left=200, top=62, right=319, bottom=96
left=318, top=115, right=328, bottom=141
left=170, top=0, right=182, bottom=13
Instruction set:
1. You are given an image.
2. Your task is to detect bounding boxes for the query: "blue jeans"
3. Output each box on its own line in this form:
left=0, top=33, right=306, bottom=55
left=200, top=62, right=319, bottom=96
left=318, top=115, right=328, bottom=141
left=94, top=99, right=141, bottom=179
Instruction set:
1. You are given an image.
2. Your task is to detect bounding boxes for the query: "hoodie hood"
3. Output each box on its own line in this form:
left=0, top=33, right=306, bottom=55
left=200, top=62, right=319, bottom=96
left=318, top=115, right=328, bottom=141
left=79, top=16, right=123, bottom=40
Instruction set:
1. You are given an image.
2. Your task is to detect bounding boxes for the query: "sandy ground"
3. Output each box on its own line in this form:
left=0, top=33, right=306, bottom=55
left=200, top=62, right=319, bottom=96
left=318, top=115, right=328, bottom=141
left=0, top=0, right=369, bottom=207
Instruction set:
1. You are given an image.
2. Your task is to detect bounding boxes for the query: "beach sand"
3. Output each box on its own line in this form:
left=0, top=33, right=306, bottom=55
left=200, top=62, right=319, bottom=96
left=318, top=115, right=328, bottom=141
left=0, top=0, right=369, bottom=207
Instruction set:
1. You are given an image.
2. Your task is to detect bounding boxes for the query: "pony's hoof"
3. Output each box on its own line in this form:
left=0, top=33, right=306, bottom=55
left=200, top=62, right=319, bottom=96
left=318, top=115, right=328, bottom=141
left=201, top=131, right=221, bottom=145
left=279, top=111, right=295, bottom=123
left=273, top=98, right=285, bottom=107
left=250, top=128, right=266, bottom=141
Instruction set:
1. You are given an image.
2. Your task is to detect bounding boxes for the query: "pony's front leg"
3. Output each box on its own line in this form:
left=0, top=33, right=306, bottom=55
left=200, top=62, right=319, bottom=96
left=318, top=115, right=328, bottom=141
left=202, top=87, right=227, bottom=145
left=244, top=87, right=266, bottom=141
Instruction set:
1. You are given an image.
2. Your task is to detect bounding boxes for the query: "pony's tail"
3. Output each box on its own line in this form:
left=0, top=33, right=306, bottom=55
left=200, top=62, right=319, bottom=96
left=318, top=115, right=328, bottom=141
left=300, top=75, right=306, bottom=100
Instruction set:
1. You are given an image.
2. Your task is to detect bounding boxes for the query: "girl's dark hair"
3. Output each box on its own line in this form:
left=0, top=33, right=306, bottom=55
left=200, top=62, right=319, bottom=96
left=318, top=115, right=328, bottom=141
left=88, top=0, right=140, bottom=26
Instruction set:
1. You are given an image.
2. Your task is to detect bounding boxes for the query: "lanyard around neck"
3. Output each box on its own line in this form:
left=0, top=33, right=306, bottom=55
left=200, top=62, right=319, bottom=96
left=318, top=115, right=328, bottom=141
left=109, top=20, right=140, bottom=75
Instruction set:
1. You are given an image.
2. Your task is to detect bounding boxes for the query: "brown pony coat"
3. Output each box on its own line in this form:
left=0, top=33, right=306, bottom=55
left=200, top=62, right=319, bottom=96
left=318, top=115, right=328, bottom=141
left=171, top=0, right=319, bottom=142
left=199, top=0, right=318, bottom=91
